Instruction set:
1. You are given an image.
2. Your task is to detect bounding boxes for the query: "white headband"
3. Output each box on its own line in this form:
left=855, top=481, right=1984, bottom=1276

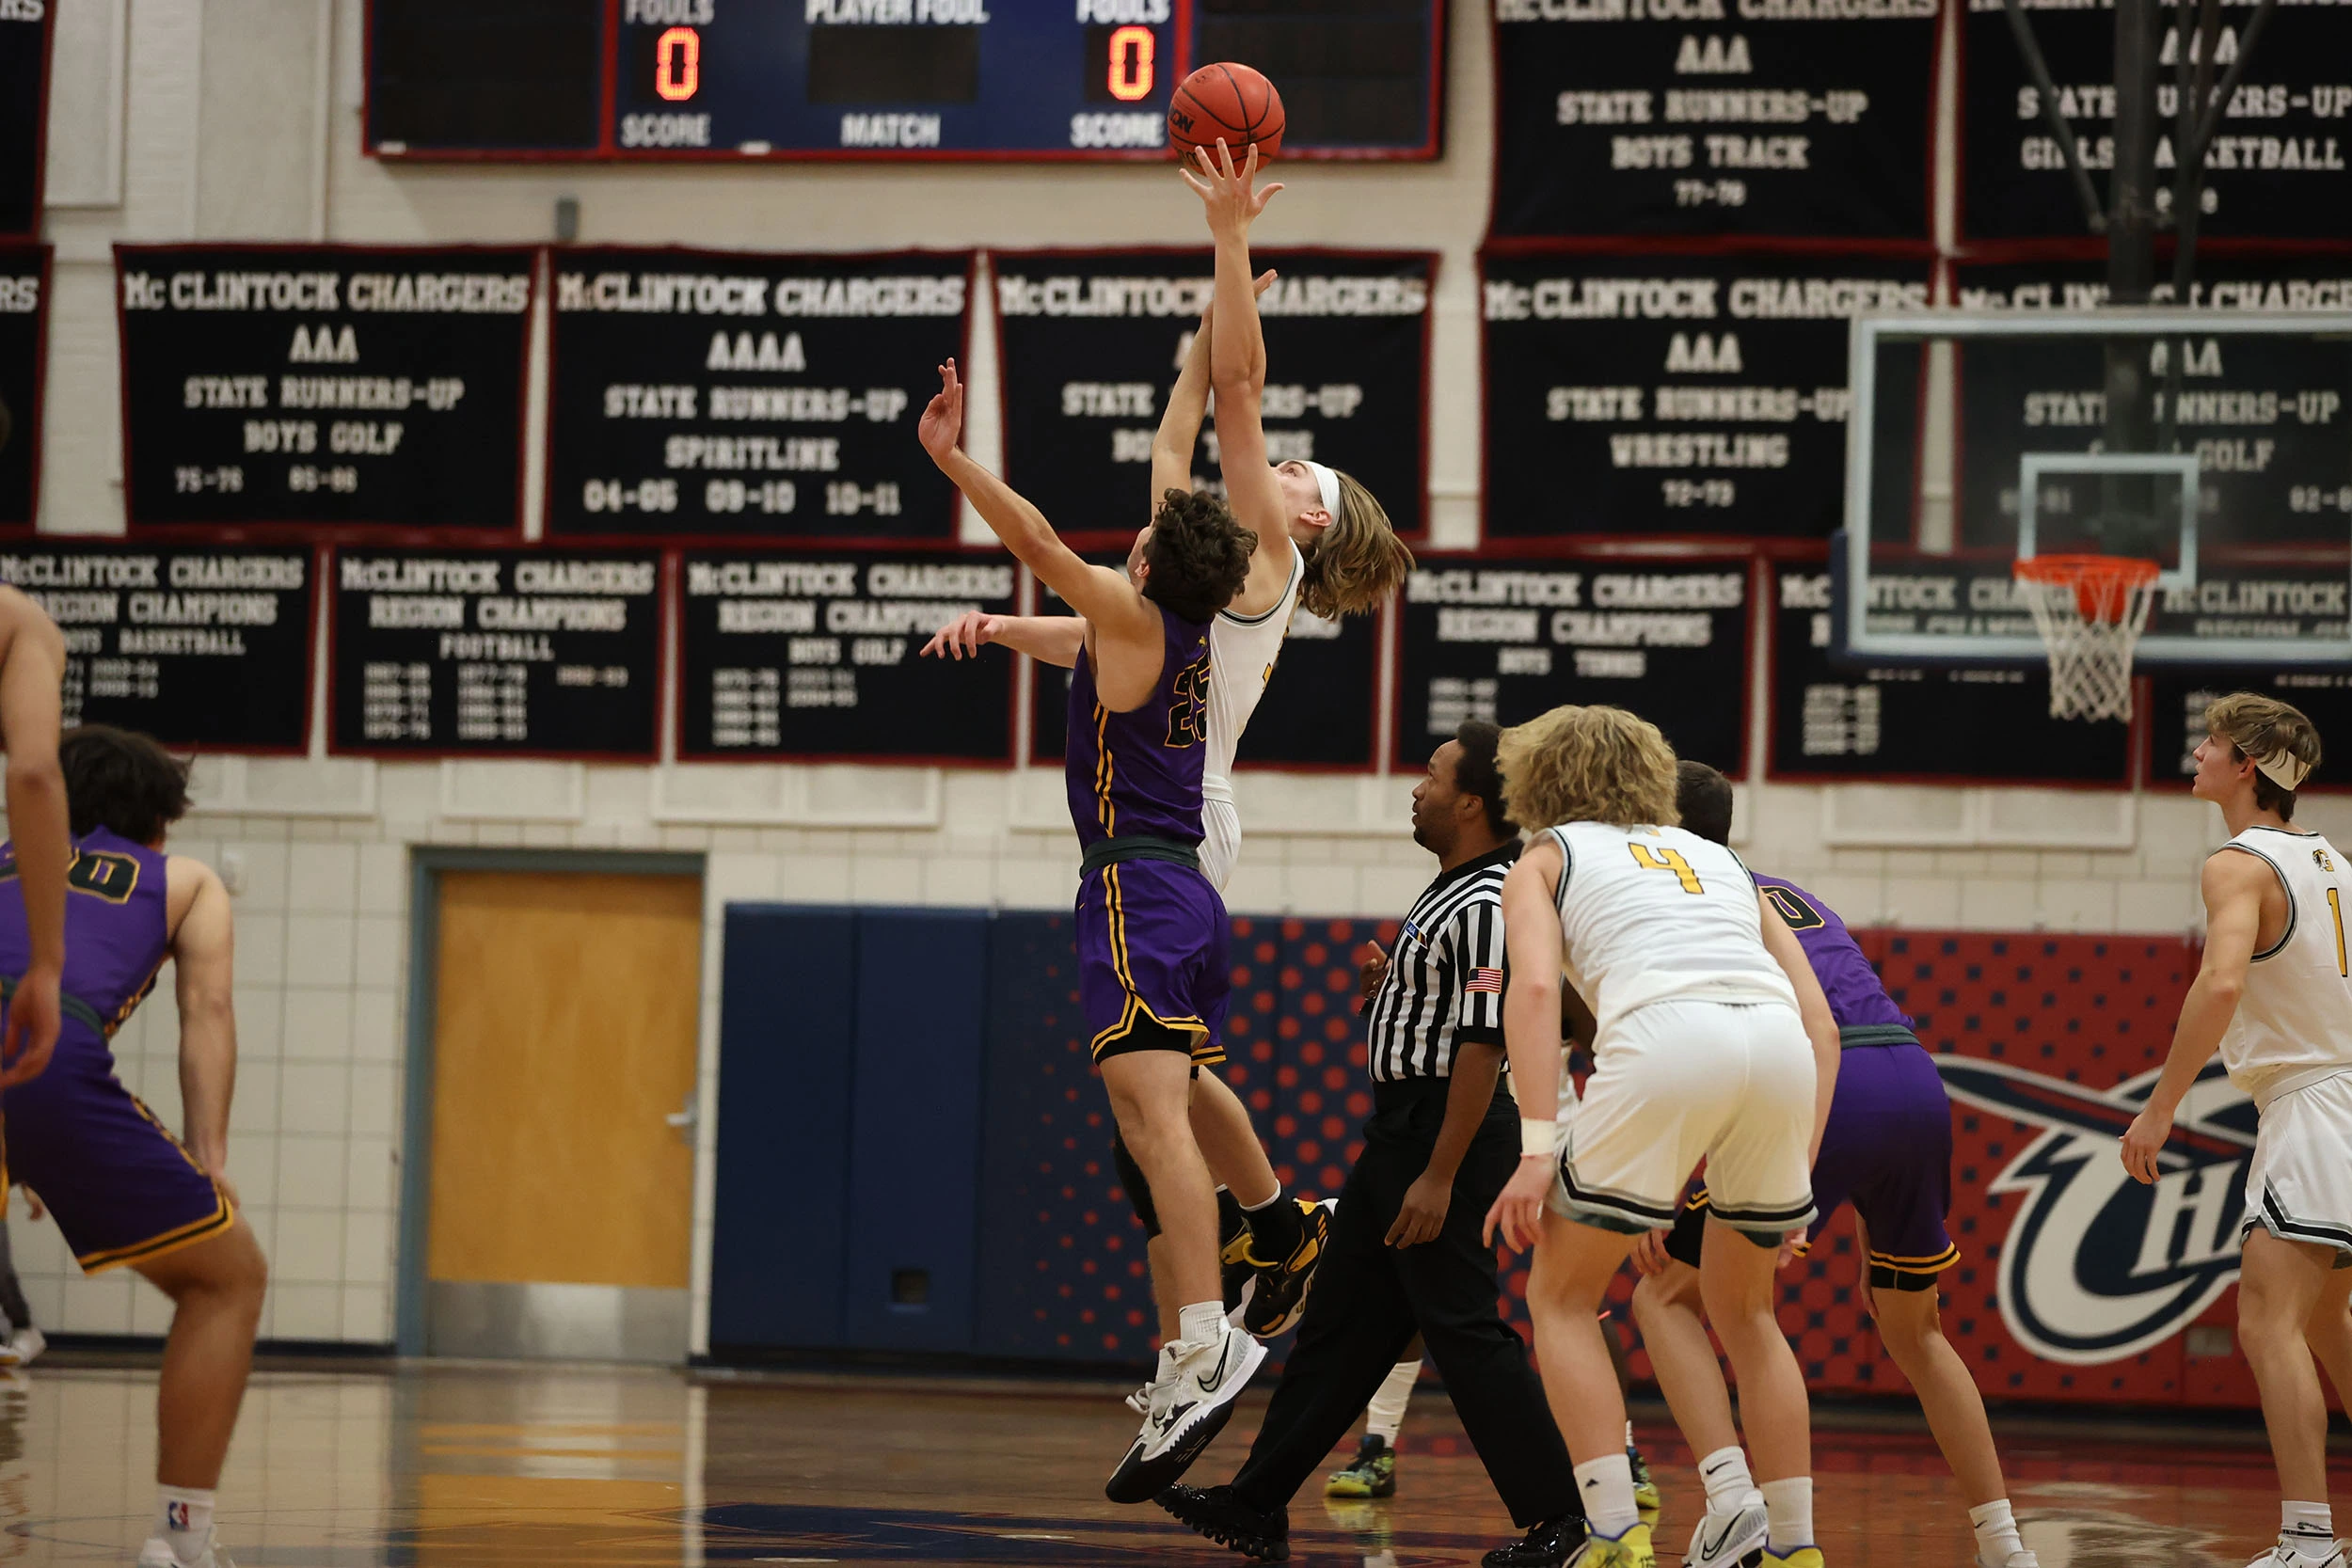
left=1303, top=460, right=1342, bottom=523
left=2257, top=749, right=2314, bottom=792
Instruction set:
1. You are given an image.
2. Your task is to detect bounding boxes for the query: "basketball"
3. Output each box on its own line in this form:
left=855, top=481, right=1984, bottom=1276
left=1168, top=62, right=1285, bottom=163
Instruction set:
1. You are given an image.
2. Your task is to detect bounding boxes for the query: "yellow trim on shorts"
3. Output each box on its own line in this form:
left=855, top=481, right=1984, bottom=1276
left=1868, top=1243, right=1961, bottom=1275
left=74, top=1095, right=240, bottom=1274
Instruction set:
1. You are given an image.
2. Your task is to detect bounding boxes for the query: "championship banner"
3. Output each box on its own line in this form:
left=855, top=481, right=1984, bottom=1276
left=0, top=0, right=51, bottom=239
left=0, top=540, right=313, bottom=751
left=1490, top=0, right=1937, bottom=239
left=1768, top=561, right=2130, bottom=783
left=1482, top=253, right=1932, bottom=539
left=115, top=245, right=535, bottom=531
left=678, top=549, right=1015, bottom=762
left=546, top=248, right=974, bottom=543
left=1963, top=0, right=2352, bottom=241
left=992, top=250, right=1433, bottom=544
left=1950, top=257, right=2352, bottom=554
left=329, top=548, right=663, bottom=758
left=1396, top=553, right=1750, bottom=772
left=0, top=245, right=45, bottom=527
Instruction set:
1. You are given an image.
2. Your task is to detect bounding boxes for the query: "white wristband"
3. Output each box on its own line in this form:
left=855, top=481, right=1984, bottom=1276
left=1520, top=1117, right=1557, bottom=1159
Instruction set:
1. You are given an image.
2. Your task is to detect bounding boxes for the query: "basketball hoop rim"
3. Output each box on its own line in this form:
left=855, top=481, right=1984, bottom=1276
left=2014, top=553, right=2163, bottom=626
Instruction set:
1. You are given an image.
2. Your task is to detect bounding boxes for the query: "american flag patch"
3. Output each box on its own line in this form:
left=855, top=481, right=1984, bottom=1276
left=1466, top=968, right=1503, bottom=994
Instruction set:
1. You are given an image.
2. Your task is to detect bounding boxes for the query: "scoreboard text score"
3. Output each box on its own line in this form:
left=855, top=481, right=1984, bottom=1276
left=367, top=0, right=1443, bottom=162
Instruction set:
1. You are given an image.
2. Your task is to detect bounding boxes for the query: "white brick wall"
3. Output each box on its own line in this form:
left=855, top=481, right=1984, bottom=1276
left=13, top=0, right=2335, bottom=1353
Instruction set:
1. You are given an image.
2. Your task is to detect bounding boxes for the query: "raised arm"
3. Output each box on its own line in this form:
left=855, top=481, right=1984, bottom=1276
left=1758, top=895, right=1839, bottom=1166
left=1486, top=839, right=1566, bottom=1252
left=1183, top=143, right=1296, bottom=571
left=2122, top=850, right=2268, bottom=1182
left=169, top=857, right=237, bottom=1182
left=0, top=589, right=66, bottom=1089
left=1152, top=269, right=1278, bottom=506
left=919, top=359, right=1158, bottom=651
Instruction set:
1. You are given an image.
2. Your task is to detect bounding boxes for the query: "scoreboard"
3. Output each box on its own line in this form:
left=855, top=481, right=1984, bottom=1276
left=365, top=0, right=1444, bottom=162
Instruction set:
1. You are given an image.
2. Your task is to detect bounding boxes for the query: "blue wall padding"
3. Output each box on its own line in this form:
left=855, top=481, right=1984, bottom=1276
left=709, top=906, right=858, bottom=1350
left=973, top=911, right=1143, bottom=1360
left=841, top=909, right=991, bottom=1352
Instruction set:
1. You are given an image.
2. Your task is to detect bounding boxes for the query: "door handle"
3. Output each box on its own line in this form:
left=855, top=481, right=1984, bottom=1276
left=664, top=1091, right=698, bottom=1146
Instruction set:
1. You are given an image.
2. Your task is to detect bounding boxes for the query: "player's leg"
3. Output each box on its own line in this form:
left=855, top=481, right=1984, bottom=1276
left=1630, top=1201, right=1764, bottom=1566
left=1696, top=1004, right=1822, bottom=1568
left=1189, top=1067, right=1325, bottom=1335
left=2301, top=1264, right=2352, bottom=1421
left=1528, top=1210, right=1647, bottom=1564
left=2240, top=1227, right=2340, bottom=1562
left=1328, top=1334, right=1419, bottom=1499
left=134, top=1217, right=268, bottom=1484
left=1102, top=1049, right=1221, bottom=1313
left=0, top=1210, right=42, bottom=1365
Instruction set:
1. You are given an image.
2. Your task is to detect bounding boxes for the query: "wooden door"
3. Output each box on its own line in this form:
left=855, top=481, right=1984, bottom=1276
left=426, top=872, right=702, bottom=1292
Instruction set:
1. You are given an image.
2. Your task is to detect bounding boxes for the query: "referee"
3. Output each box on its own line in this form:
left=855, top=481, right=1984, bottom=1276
left=1159, top=721, right=1582, bottom=1567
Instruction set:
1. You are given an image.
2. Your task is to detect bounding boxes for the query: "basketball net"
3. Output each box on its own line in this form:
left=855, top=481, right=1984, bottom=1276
left=2013, top=555, right=2161, bottom=723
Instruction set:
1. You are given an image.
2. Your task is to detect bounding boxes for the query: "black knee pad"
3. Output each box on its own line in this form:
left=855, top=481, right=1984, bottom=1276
left=1113, top=1132, right=1162, bottom=1240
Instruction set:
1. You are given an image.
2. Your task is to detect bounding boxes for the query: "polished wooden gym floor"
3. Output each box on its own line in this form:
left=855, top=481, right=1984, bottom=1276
left=3, top=1356, right=2333, bottom=1566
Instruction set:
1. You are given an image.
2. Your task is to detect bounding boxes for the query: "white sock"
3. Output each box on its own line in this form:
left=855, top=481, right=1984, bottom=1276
left=2282, top=1500, right=2334, bottom=1551
left=1623, top=1418, right=1636, bottom=1450
left=1177, top=1301, right=1226, bottom=1350
left=1698, top=1446, right=1756, bottom=1515
left=1761, top=1477, right=1814, bottom=1552
left=1575, top=1453, right=1640, bottom=1538
left=1364, top=1360, right=1418, bottom=1444
left=158, top=1486, right=215, bottom=1566
left=1969, top=1498, right=2025, bottom=1563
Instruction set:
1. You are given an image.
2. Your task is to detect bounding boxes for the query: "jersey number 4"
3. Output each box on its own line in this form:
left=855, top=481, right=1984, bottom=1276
left=1629, top=843, right=1703, bottom=893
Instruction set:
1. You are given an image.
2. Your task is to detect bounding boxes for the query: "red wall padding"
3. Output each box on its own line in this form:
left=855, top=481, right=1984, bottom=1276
left=1027, top=917, right=2288, bottom=1411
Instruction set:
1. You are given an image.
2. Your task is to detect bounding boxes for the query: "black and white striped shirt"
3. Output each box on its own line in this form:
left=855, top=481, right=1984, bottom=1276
left=1363, top=842, right=1518, bottom=1082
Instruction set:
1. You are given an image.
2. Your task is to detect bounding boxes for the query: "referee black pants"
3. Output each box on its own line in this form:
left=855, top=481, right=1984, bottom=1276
left=1230, top=1078, right=1579, bottom=1528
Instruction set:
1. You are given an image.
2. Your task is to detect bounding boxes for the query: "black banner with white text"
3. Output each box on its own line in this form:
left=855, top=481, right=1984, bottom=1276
left=0, top=540, right=312, bottom=750
left=547, top=249, right=973, bottom=542
left=1397, top=554, right=1749, bottom=771
left=330, top=548, right=661, bottom=757
left=679, top=550, right=1015, bottom=761
left=117, top=245, right=534, bottom=531
left=1491, top=0, right=1937, bottom=239
left=993, top=250, right=1431, bottom=544
left=1483, top=252, right=1931, bottom=539
left=0, top=245, right=44, bottom=527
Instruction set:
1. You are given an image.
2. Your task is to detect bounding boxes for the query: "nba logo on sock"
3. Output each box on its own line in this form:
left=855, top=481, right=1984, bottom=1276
left=167, top=1502, right=189, bottom=1530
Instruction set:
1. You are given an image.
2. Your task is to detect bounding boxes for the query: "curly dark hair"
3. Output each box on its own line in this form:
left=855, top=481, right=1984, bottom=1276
left=59, top=725, right=192, bottom=845
left=1144, top=488, right=1256, bottom=625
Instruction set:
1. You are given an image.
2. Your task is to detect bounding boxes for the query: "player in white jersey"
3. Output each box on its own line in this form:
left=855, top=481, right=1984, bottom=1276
left=920, top=164, right=1410, bottom=1355
left=1482, top=705, right=1842, bottom=1568
left=2123, top=693, right=2352, bottom=1568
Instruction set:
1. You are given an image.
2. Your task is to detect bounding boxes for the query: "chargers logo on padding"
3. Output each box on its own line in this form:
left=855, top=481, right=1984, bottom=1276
left=1935, top=1057, right=2254, bottom=1366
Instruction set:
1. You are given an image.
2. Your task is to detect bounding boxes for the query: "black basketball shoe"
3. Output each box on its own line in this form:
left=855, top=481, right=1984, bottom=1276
left=1157, top=1483, right=1291, bottom=1561
left=1237, top=1197, right=1330, bottom=1338
left=1482, top=1515, right=1586, bottom=1568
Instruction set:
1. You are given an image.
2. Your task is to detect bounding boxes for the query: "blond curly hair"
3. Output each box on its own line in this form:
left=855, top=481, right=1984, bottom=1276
left=1498, top=705, right=1681, bottom=831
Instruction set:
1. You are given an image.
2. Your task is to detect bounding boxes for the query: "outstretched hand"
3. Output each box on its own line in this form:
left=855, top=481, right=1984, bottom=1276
left=920, top=611, right=1006, bottom=660
left=917, top=359, right=964, bottom=466
left=1180, top=139, right=1282, bottom=236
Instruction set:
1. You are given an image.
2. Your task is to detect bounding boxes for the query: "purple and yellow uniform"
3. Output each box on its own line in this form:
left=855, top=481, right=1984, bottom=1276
left=0, top=829, right=232, bottom=1272
left=1666, top=874, right=1959, bottom=1291
left=1066, top=605, right=1232, bottom=1065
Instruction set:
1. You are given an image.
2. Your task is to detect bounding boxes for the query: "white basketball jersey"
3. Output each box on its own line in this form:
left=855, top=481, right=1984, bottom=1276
left=1203, top=540, right=1302, bottom=806
left=2217, top=825, right=2352, bottom=1109
left=1547, top=821, right=1798, bottom=1037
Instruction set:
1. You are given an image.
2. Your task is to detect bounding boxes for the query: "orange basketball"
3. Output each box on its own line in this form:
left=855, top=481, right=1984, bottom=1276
left=1168, top=62, right=1285, bottom=163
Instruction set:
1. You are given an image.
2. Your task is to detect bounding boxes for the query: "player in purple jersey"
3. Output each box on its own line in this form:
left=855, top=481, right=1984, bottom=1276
left=1629, top=763, right=2039, bottom=1568
left=0, top=586, right=72, bottom=1092
left=919, top=356, right=1265, bottom=1503
left=0, top=726, right=262, bottom=1568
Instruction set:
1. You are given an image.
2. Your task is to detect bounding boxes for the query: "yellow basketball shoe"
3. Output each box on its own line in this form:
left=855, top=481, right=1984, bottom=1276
left=1567, top=1521, right=1655, bottom=1568
left=1762, top=1546, right=1825, bottom=1568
